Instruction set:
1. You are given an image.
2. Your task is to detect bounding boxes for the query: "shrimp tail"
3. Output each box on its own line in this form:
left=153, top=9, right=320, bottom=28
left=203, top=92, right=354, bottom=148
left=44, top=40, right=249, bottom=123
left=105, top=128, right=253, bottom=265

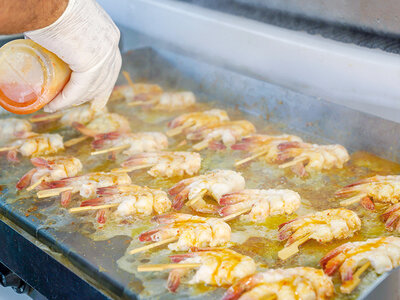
left=138, top=229, right=160, bottom=242
left=97, top=186, right=119, bottom=196
left=72, top=122, right=97, bottom=137
left=167, top=269, right=186, bottom=293
left=16, top=168, right=37, bottom=190
left=30, top=157, right=51, bottom=168
left=7, top=150, right=19, bottom=163
left=96, top=209, right=107, bottom=224
left=169, top=253, right=195, bottom=263
left=222, top=274, right=260, bottom=300
left=360, top=196, right=375, bottom=210
left=60, top=190, right=72, bottom=207
left=80, top=198, right=106, bottom=207
left=172, top=189, right=189, bottom=211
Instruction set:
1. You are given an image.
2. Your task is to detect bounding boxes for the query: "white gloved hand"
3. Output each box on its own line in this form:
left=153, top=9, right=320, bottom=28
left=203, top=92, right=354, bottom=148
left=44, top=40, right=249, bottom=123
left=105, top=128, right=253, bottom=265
left=25, top=0, right=121, bottom=113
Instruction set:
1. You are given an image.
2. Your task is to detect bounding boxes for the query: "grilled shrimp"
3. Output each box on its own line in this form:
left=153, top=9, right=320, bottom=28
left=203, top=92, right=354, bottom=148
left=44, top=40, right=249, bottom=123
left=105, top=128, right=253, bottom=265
left=16, top=156, right=82, bottom=190
left=336, top=175, right=400, bottom=210
left=111, top=83, right=163, bottom=102
left=320, top=236, right=400, bottom=293
left=219, top=189, right=301, bottom=222
left=41, top=172, right=132, bottom=207
left=4, top=134, right=64, bottom=162
left=232, top=134, right=303, bottom=162
left=73, top=113, right=131, bottom=137
left=276, top=142, right=350, bottom=177
left=278, top=208, right=361, bottom=246
left=138, top=213, right=231, bottom=251
left=153, top=92, right=196, bottom=110
left=222, top=267, right=334, bottom=300
left=92, top=132, right=168, bottom=156
left=121, top=151, right=201, bottom=177
left=168, top=169, right=245, bottom=212
left=167, top=109, right=230, bottom=136
left=188, top=120, right=256, bottom=151
left=167, top=248, right=256, bottom=292
left=0, top=118, right=34, bottom=145
left=59, top=104, right=107, bottom=126
left=80, top=185, right=171, bottom=223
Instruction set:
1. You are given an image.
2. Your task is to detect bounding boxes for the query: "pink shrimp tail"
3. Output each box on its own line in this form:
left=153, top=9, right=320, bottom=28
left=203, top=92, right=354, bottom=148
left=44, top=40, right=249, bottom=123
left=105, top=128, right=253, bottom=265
left=218, top=205, right=239, bottom=217
left=152, top=213, right=178, bottom=224
left=360, top=196, right=375, bottom=210
left=30, top=157, right=51, bottom=169
left=219, top=192, right=243, bottom=205
left=60, top=190, right=72, bottom=207
left=277, top=141, right=301, bottom=151
left=168, top=181, right=188, bottom=196
left=169, top=253, right=195, bottom=263
left=222, top=274, right=259, bottom=300
left=291, top=163, right=307, bottom=177
left=138, top=229, right=160, bottom=242
left=277, top=226, right=293, bottom=241
left=92, top=131, right=121, bottom=149
left=16, top=168, right=37, bottom=190
left=7, top=150, right=19, bottom=163
left=80, top=198, right=105, bottom=207
left=208, top=141, right=226, bottom=150
left=72, top=122, right=96, bottom=137
left=97, top=209, right=107, bottom=224
left=167, top=269, right=183, bottom=293
left=172, top=189, right=189, bottom=211
left=96, top=186, right=119, bottom=196
left=41, top=180, right=68, bottom=189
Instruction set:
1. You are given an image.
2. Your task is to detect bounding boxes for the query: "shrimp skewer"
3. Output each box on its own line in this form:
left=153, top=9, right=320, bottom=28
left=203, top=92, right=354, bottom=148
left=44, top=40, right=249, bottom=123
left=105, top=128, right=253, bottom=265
left=91, top=132, right=168, bottom=156
left=166, top=109, right=230, bottom=137
left=37, top=172, right=132, bottom=207
left=0, top=118, right=34, bottom=145
left=1, top=134, right=64, bottom=162
left=336, top=175, right=400, bottom=210
left=232, top=134, right=303, bottom=166
left=222, top=267, right=334, bottom=300
left=16, top=156, right=82, bottom=191
left=134, top=213, right=231, bottom=252
left=278, top=208, right=361, bottom=260
left=128, top=91, right=196, bottom=110
left=70, top=185, right=171, bottom=224
left=119, top=151, right=201, bottom=177
left=219, top=189, right=301, bottom=222
left=110, top=82, right=163, bottom=103
left=320, top=236, right=400, bottom=293
left=276, top=142, right=350, bottom=177
left=138, top=248, right=256, bottom=293
left=168, top=169, right=245, bottom=212
left=187, top=120, right=256, bottom=151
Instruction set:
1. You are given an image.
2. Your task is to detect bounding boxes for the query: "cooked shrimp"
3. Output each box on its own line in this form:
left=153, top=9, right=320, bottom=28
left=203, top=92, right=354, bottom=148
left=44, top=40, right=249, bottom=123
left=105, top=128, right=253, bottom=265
left=0, top=118, right=34, bottom=145
left=276, top=142, right=350, bottom=177
left=4, top=134, right=64, bottom=162
left=187, top=120, right=256, bottom=151
left=41, top=172, right=132, bottom=207
left=59, top=104, right=107, bottom=126
left=320, top=236, right=400, bottom=293
left=232, top=134, right=303, bottom=162
left=111, top=83, right=163, bottom=102
left=336, top=175, right=400, bottom=210
left=92, top=132, right=168, bottom=156
left=278, top=208, right=361, bottom=246
left=73, top=113, right=131, bottom=137
left=219, top=189, right=301, bottom=222
left=381, top=203, right=400, bottom=232
left=167, top=248, right=256, bottom=292
left=138, top=213, right=231, bottom=251
left=121, top=151, right=201, bottom=177
left=16, top=156, right=82, bottom=190
left=79, top=185, right=171, bottom=224
left=222, top=267, right=334, bottom=300
left=153, top=92, right=196, bottom=110
left=168, top=169, right=245, bottom=212
left=167, top=109, right=230, bottom=136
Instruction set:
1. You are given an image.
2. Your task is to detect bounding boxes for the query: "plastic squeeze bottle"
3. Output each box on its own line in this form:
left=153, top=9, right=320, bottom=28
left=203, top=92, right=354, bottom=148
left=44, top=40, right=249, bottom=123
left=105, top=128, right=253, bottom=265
left=0, top=39, right=71, bottom=114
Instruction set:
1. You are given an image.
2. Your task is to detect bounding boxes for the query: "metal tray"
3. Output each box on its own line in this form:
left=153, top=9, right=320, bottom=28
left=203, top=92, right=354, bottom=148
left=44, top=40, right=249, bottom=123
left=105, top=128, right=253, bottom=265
left=1, top=47, right=399, bottom=299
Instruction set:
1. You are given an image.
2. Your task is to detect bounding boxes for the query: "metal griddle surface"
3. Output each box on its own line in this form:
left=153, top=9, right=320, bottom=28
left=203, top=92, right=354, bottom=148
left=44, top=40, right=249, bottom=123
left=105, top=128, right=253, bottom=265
left=0, top=47, right=400, bottom=299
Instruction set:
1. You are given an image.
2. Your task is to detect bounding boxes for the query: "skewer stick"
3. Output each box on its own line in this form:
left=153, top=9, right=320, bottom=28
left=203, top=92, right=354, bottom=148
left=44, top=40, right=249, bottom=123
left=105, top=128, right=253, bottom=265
left=69, top=203, right=119, bottom=213
left=91, top=144, right=130, bottom=156
left=112, top=164, right=155, bottom=173
left=0, top=145, right=19, bottom=152
left=235, top=148, right=269, bottom=166
left=129, top=236, right=179, bottom=255
left=278, top=233, right=312, bottom=260
left=137, top=263, right=201, bottom=272
left=166, top=122, right=194, bottom=137
left=26, top=176, right=47, bottom=191
left=192, top=140, right=211, bottom=151
left=122, top=71, right=135, bottom=88
left=339, top=193, right=367, bottom=206
left=278, top=156, right=308, bottom=169
left=176, top=139, right=187, bottom=148
left=127, top=99, right=158, bottom=107
left=222, top=207, right=252, bottom=222
left=186, top=190, right=207, bottom=207
left=64, top=136, right=89, bottom=147
left=29, top=113, right=63, bottom=123
left=340, top=262, right=371, bottom=294
left=37, top=187, right=73, bottom=198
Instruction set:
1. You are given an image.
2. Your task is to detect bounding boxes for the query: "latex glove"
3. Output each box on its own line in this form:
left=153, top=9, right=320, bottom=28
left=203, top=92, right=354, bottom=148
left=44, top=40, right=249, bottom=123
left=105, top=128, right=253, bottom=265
left=25, top=0, right=121, bottom=113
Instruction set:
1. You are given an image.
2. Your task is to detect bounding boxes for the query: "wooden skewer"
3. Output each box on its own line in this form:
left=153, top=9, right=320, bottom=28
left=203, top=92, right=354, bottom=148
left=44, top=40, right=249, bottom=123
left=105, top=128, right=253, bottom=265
left=137, top=263, right=201, bottom=272
left=234, top=148, right=270, bottom=166
left=112, top=164, right=155, bottom=173
left=0, top=145, right=19, bottom=152
left=64, top=136, right=89, bottom=147
left=127, top=99, right=158, bottom=107
left=340, top=262, right=371, bottom=294
left=37, top=187, right=73, bottom=198
left=122, top=71, right=135, bottom=88
left=192, top=139, right=211, bottom=151
left=176, top=139, right=187, bottom=148
left=129, top=236, right=179, bottom=255
left=29, top=113, right=63, bottom=123
left=69, top=203, right=119, bottom=213
left=166, top=122, right=194, bottom=137
left=222, top=207, right=252, bottom=222
left=278, top=156, right=308, bottom=169
left=278, top=233, right=312, bottom=260
left=186, top=190, right=207, bottom=207
left=26, top=176, right=47, bottom=192
left=340, top=193, right=367, bottom=206
left=91, top=144, right=130, bottom=156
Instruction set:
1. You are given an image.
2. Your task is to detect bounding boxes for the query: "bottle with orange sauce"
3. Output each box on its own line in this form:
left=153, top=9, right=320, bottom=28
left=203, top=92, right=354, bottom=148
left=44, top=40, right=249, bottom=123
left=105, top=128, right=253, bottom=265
left=0, top=39, right=71, bottom=114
